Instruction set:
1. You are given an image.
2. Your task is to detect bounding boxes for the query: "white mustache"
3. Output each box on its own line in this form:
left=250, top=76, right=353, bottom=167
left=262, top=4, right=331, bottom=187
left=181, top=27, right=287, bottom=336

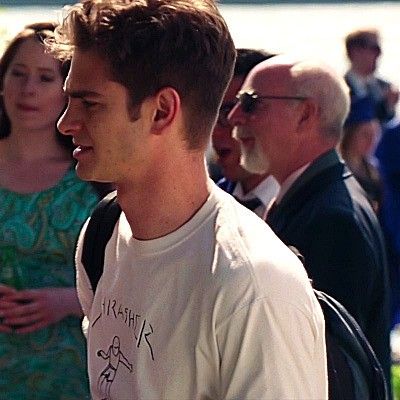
left=232, top=126, right=240, bottom=141
left=232, top=126, right=252, bottom=141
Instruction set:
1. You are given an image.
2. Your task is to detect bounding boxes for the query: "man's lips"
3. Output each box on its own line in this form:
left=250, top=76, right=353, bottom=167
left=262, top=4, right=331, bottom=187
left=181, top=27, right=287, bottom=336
left=72, top=145, right=93, bottom=159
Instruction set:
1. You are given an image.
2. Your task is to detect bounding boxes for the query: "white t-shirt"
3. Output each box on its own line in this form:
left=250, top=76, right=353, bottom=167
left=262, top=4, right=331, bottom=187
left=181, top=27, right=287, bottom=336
left=76, top=184, right=327, bottom=400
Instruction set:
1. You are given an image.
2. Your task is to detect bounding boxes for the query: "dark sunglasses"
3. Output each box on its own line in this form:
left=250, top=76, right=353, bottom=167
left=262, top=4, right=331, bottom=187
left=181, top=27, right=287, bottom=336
left=236, top=90, right=308, bottom=113
left=217, top=101, right=236, bottom=128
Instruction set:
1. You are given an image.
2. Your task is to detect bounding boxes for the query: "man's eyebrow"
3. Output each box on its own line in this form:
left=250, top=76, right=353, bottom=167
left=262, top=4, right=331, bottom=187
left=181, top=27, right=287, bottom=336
left=64, top=89, right=103, bottom=99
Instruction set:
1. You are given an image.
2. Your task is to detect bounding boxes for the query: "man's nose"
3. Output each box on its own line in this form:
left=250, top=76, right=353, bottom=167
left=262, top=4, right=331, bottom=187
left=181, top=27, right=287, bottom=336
left=57, top=101, right=81, bottom=136
left=227, top=102, right=246, bottom=127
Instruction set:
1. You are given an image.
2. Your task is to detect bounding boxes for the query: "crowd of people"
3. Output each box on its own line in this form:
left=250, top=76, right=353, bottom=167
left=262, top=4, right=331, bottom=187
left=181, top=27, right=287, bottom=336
left=0, top=0, right=398, bottom=399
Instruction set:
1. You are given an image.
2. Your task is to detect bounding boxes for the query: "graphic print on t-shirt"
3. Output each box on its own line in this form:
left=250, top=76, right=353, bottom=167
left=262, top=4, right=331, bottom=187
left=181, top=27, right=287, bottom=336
left=92, top=296, right=155, bottom=359
left=91, top=295, right=155, bottom=398
left=97, top=336, right=132, bottom=399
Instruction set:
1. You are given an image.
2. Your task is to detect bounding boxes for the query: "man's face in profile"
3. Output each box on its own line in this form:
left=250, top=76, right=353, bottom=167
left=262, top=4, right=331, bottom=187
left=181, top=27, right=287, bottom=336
left=58, top=49, right=152, bottom=185
left=212, top=76, right=253, bottom=182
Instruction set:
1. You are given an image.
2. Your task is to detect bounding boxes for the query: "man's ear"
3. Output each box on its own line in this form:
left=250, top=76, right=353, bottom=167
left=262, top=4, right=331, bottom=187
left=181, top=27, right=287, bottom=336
left=151, top=87, right=180, bottom=134
left=297, top=98, right=319, bottom=132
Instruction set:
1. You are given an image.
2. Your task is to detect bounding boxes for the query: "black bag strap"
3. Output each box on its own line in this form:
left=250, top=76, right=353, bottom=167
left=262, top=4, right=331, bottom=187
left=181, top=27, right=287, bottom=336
left=315, top=289, right=388, bottom=400
left=288, top=245, right=388, bottom=400
left=81, top=190, right=121, bottom=292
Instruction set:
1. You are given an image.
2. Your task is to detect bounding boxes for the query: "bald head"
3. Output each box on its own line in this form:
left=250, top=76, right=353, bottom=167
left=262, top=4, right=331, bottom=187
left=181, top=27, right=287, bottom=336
left=245, top=57, right=350, bottom=141
left=245, top=57, right=294, bottom=91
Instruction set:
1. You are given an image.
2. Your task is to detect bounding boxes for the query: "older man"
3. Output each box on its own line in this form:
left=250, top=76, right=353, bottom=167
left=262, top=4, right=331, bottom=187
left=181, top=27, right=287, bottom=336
left=229, top=57, right=391, bottom=389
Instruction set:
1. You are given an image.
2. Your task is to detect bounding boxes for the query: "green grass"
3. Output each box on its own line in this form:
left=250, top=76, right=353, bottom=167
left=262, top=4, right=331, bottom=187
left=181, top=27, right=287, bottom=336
left=392, top=364, right=400, bottom=400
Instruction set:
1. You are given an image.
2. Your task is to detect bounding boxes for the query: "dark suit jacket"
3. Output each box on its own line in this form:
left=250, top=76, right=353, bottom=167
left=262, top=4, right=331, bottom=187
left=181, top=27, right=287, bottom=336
left=267, top=149, right=391, bottom=384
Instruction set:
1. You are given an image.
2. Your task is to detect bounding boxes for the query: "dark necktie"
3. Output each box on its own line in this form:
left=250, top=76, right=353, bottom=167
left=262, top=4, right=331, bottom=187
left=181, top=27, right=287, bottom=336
left=234, top=196, right=262, bottom=212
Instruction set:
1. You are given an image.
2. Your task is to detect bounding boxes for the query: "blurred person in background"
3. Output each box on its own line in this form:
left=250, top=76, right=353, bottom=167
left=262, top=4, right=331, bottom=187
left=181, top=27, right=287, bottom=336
left=376, top=117, right=400, bottom=329
left=212, top=48, right=279, bottom=218
left=344, top=28, right=399, bottom=124
left=340, top=95, right=382, bottom=213
left=0, top=22, right=100, bottom=399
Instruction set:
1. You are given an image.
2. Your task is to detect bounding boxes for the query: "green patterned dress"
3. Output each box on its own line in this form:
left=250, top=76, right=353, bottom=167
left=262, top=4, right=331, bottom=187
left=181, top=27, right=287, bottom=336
left=0, top=166, right=98, bottom=400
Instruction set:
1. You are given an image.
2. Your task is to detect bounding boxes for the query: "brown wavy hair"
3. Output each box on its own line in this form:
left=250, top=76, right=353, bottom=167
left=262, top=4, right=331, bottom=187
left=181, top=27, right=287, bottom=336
left=48, top=0, right=236, bottom=149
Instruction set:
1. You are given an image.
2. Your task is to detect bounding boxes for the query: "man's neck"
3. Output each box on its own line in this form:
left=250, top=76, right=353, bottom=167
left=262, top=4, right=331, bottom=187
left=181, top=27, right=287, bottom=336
left=116, top=157, right=210, bottom=240
left=275, top=163, right=310, bottom=204
left=350, top=66, right=373, bottom=79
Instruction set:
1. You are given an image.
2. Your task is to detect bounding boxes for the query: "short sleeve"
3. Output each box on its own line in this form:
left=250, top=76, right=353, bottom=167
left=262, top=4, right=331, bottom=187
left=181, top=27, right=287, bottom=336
left=216, top=297, right=328, bottom=399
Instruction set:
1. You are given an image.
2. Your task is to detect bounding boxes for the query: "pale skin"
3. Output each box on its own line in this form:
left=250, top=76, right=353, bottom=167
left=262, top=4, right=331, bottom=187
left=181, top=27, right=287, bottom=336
left=58, top=49, right=210, bottom=241
left=228, top=59, right=337, bottom=185
left=0, top=38, right=83, bottom=334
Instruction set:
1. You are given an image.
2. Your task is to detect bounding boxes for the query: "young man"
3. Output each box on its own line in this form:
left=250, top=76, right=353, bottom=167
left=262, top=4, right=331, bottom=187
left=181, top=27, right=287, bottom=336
left=229, top=56, right=391, bottom=390
left=50, top=1, right=327, bottom=398
left=212, top=48, right=279, bottom=218
left=344, top=28, right=398, bottom=123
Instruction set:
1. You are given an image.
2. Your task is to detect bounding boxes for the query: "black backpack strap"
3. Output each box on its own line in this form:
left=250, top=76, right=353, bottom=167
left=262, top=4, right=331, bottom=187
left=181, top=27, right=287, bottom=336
left=81, top=190, right=121, bottom=292
left=287, top=245, right=388, bottom=400
left=315, top=290, right=388, bottom=400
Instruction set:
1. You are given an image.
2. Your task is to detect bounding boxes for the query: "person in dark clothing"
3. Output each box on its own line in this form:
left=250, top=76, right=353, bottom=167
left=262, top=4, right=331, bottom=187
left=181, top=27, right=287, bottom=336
left=344, top=28, right=398, bottom=124
left=340, top=95, right=383, bottom=213
left=228, top=56, right=392, bottom=392
left=376, top=118, right=400, bottom=328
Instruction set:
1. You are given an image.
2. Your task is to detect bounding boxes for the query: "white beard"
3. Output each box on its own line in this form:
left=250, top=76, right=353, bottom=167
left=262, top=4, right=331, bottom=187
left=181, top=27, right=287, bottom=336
left=233, top=126, right=270, bottom=174
left=240, top=145, right=269, bottom=174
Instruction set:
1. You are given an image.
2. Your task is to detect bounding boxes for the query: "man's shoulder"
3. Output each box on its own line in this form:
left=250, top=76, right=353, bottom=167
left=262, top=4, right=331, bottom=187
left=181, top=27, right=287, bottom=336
left=279, top=158, right=350, bottom=214
left=376, top=76, right=392, bottom=89
left=213, top=190, right=311, bottom=295
left=301, top=178, right=382, bottom=249
left=211, top=226, right=314, bottom=321
left=312, top=175, right=376, bottom=225
left=280, top=168, right=377, bottom=233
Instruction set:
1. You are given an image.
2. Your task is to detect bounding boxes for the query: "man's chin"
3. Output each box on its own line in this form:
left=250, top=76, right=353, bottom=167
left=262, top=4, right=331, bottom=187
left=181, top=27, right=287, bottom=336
left=75, top=164, right=106, bottom=182
left=240, top=155, right=269, bottom=175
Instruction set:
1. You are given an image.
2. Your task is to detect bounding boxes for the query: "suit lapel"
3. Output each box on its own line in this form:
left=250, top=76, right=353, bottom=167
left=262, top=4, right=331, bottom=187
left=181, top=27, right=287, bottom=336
left=267, top=150, right=352, bottom=234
